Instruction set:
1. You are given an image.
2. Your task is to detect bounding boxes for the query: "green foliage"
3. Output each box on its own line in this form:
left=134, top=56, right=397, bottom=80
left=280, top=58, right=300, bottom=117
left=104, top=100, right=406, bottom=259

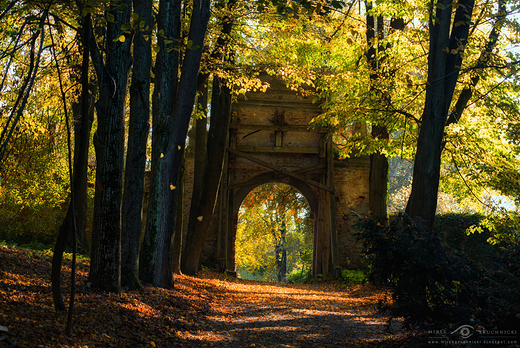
left=245, top=0, right=520, bottom=215
left=0, top=1, right=97, bottom=248
left=356, top=213, right=520, bottom=330
left=0, top=114, right=70, bottom=245
left=471, top=209, right=520, bottom=245
left=286, top=268, right=312, bottom=283
left=286, top=249, right=313, bottom=283
left=469, top=209, right=520, bottom=277
left=340, top=268, right=369, bottom=286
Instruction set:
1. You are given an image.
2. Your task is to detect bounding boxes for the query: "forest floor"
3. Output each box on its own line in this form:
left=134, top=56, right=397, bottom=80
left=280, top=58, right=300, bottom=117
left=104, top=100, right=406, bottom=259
left=0, top=245, right=421, bottom=347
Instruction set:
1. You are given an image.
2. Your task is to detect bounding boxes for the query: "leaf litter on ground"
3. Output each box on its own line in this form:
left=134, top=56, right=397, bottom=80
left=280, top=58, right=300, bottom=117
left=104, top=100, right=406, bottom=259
left=0, top=245, right=417, bottom=347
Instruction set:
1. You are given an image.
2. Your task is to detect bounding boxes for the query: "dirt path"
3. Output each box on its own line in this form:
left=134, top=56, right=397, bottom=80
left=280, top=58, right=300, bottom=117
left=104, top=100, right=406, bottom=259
left=169, top=272, right=410, bottom=347
left=0, top=246, right=413, bottom=347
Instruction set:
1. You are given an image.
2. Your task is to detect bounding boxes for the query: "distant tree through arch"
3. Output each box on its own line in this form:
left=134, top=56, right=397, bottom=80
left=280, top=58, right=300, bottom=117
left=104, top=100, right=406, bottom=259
left=236, top=182, right=313, bottom=282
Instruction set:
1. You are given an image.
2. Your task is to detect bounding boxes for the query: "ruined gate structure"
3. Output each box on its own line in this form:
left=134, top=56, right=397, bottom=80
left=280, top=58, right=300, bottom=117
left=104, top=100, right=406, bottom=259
left=181, top=73, right=371, bottom=276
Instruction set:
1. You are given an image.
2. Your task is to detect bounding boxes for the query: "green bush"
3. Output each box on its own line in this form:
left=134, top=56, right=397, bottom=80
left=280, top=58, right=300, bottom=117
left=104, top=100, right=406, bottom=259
left=0, top=206, right=65, bottom=247
left=356, top=213, right=520, bottom=331
left=286, top=266, right=312, bottom=283
left=340, top=268, right=368, bottom=286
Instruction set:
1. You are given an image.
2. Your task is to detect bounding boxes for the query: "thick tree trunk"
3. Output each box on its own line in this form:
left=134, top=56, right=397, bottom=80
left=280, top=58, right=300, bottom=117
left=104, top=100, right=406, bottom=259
left=140, top=0, right=182, bottom=288
left=172, top=77, right=207, bottom=276
left=187, top=76, right=209, bottom=227
left=88, top=0, right=132, bottom=293
left=51, top=12, right=93, bottom=311
left=369, top=151, right=389, bottom=219
left=406, top=0, right=474, bottom=231
left=280, top=221, right=287, bottom=282
left=141, top=0, right=210, bottom=287
left=274, top=220, right=287, bottom=283
left=121, top=0, right=153, bottom=290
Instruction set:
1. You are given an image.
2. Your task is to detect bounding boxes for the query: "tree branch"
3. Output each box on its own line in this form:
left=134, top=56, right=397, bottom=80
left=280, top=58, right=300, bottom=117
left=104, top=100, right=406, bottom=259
left=0, top=0, right=16, bottom=23
left=0, top=9, right=48, bottom=163
left=446, top=0, right=506, bottom=127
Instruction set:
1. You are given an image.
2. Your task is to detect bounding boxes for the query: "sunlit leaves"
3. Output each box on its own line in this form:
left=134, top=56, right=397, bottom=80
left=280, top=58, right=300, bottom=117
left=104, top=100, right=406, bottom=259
left=236, top=183, right=313, bottom=282
left=244, top=0, right=520, bottom=214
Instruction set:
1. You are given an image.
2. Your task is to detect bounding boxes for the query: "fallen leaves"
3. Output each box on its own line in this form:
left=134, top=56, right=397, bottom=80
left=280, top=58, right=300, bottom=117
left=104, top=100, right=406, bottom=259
left=0, top=245, right=415, bottom=347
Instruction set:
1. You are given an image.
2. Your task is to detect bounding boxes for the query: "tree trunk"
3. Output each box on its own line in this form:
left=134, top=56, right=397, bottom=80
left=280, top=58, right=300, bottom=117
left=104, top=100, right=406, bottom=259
left=51, top=12, right=93, bottom=311
left=71, top=90, right=95, bottom=252
left=140, top=0, right=182, bottom=288
left=88, top=0, right=132, bottom=293
left=280, top=220, right=287, bottom=282
left=406, top=0, right=475, bottom=231
left=182, top=75, right=232, bottom=275
left=181, top=0, right=237, bottom=275
left=364, top=4, right=387, bottom=222
left=446, top=0, right=506, bottom=128
left=171, top=156, right=185, bottom=274
left=186, top=76, right=209, bottom=235
left=193, top=75, right=209, bottom=202
left=369, top=151, right=389, bottom=219
left=121, top=0, right=153, bottom=290
left=274, top=220, right=287, bottom=283
left=141, top=0, right=210, bottom=287
left=365, top=4, right=404, bottom=223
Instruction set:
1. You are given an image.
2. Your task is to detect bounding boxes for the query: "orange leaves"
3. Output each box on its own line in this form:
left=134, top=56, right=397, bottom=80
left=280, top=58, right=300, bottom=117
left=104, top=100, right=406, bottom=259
left=0, top=246, right=413, bottom=347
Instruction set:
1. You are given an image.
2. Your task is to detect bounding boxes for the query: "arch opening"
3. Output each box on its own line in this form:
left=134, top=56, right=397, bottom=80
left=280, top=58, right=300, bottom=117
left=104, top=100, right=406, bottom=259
left=235, top=182, right=314, bottom=283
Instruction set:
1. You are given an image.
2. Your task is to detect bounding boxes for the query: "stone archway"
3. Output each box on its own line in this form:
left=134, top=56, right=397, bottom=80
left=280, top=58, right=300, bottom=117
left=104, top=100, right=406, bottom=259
left=143, top=72, right=370, bottom=275
left=199, top=73, right=371, bottom=277
left=233, top=173, right=319, bottom=215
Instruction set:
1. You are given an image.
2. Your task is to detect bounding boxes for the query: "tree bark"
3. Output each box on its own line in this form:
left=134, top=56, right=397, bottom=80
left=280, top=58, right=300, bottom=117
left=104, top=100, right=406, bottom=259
left=369, top=150, right=388, bottom=219
left=88, top=0, right=132, bottom=293
left=71, top=90, right=95, bottom=252
left=406, top=0, right=475, bottom=231
left=276, top=220, right=287, bottom=282
left=187, top=76, right=209, bottom=226
left=141, top=0, right=210, bottom=287
left=182, top=74, right=232, bottom=275
left=182, top=0, right=237, bottom=275
left=51, top=12, right=93, bottom=311
left=365, top=2, right=390, bottom=223
left=140, top=0, right=182, bottom=288
left=121, top=0, right=153, bottom=290
left=171, top=156, right=185, bottom=274
left=446, top=0, right=506, bottom=127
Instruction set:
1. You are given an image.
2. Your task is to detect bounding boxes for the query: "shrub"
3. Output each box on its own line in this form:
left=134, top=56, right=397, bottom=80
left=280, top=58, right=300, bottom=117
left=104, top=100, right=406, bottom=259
left=434, top=213, right=491, bottom=262
left=355, top=213, right=520, bottom=331
left=340, top=268, right=368, bottom=286
left=286, top=266, right=312, bottom=283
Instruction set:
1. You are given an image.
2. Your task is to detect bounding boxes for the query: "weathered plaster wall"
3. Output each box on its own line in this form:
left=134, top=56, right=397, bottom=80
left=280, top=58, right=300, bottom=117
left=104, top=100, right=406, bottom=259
left=333, top=160, right=370, bottom=269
